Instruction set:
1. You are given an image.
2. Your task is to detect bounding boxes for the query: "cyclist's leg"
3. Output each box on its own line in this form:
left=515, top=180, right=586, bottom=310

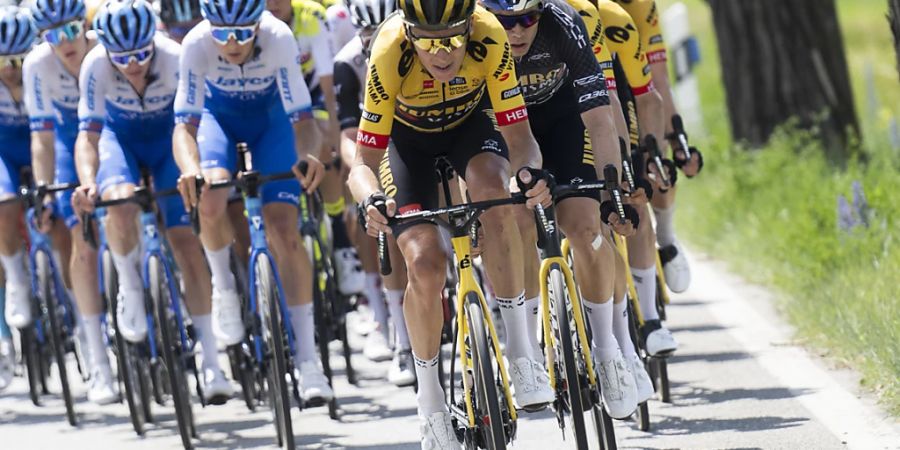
left=611, top=244, right=654, bottom=402
left=384, top=237, right=414, bottom=386
left=0, top=148, right=30, bottom=329
left=0, top=150, right=23, bottom=390
left=0, top=265, right=11, bottom=392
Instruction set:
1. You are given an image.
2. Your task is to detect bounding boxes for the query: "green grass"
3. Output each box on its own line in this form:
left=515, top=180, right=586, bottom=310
left=654, top=0, right=900, bottom=413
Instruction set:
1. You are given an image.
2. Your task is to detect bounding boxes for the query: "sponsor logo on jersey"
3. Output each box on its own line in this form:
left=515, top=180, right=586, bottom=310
left=492, top=42, right=513, bottom=80
left=528, top=52, right=551, bottom=61
left=378, top=153, right=398, bottom=197
left=111, top=94, right=175, bottom=106
left=367, top=65, right=390, bottom=105
left=279, top=68, right=294, bottom=104
left=482, top=139, right=502, bottom=153
left=496, top=105, right=528, bottom=126
left=501, top=86, right=521, bottom=100
left=578, top=89, right=607, bottom=103
left=186, top=70, right=198, bottom=105
left=362, top=110, right=382, bottom=122
left=213, top=75, right=276, bottom=88
left=605, top=24, right=636, bottom=44
left=449, top=77, right=466, bottom=86
left=357, top=129, right=389, bottom=149
left=575, top=74, right=602, bottom=87
left=423, top=79, right=434, bottom=89
left=86, top=74, right=97, bottom=111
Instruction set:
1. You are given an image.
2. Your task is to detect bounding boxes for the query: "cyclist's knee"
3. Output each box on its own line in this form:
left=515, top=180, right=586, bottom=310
left=513, top=206, right=537, bottom=243
left=106, top=202, right=139, bottom=234
left=199, top=188, right=228, bottom=219
left=401, top=237, right=447, bottom=296
left=262, top=205, right=299, bottom=243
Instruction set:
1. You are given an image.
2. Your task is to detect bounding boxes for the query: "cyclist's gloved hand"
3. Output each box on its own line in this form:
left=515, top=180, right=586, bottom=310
left=176, top=173, right=205, bottom=212
left=34, top=187, right=57, bottom=234
left=360, top=192, right=396, bottom=238
left=295, top=154, right=326, bottom=192
left=674, top=146, right=703, bottom=178
left=72, top=183, right=98, bottom=216
left=600, top=202, right=639, bottom=237
left=514, top=167, right=553, bottom=209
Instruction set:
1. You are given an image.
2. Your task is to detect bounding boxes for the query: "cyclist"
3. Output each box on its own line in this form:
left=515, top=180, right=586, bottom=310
left=324, top=0, right=357, bottom=53
left=70, top=0, right=234, bottom=404
left=479, top=0, right=640, bottom=418
left=0, top=5, right=35, bottom=393
left=157, top=0, right=204, bottom=42
left=267, top=0, right=366, bottom=297
left=172, top=0, right=333, bottom=404
left=22, top=0, right=120, bottom=404
left=333, top=0, right=415, bottom=386
left=349, top=0, right=553, bottom=445
left=611, top=0, right=701, bottom=293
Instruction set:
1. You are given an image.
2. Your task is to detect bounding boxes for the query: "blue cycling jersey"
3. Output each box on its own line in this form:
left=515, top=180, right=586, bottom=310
left=0, top=82, right=29, bottom=142
left=23, top=42, right=84, bottom=140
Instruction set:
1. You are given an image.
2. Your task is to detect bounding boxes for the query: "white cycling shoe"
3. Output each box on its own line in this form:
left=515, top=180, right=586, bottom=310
left=87, top=367, right=119, bottom=405
left=626, top=353, right=654, bottom=404
left=420, top=411, right=460, bottom=450
left=642, top=320, right=678, bottom=356
left=0, top=338, right=14, bottom=392
left=660, top=240, right=691, bottom=293
left=202, top=367, right=233, bottom=405
left=363, top=329, right=394, bottom=362
left=116, top=289, right=147, bottom=343
left=596, top=350, right=638, bottom=419
left=4, top=282, right=32, bottom=329
left=212, top=289, right=244, bottom=346
left=509, top=357, right=554, bottom=410
left=388, top=349, right=417, bottom=387
left=298, top=360, right=334, bottom=404
left=335, top=248, right=365, bottom=295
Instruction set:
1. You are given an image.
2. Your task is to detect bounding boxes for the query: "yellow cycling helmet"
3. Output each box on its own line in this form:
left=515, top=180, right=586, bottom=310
left=399, top=0, right=475, bottom=30
left=84, top=0, right=108, bottom=27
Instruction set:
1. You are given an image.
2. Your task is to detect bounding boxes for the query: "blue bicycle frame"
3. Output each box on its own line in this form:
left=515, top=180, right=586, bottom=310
left=26, top=208, right=77, bottom=353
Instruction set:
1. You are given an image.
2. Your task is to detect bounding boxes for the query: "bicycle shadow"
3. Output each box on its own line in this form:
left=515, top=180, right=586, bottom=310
left=666, top=384, right=816, bottom=408
left=0, top=404, right=132, bottom=429
left=638, top=413, right=809, bottom=436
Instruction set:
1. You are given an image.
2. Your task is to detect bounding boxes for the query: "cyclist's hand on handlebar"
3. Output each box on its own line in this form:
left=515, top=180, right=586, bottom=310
left=607, top=212, right=637, bottom=237
left=514, top=168, right=552, bottom=209
left=674, top=147, right=702, bottom=177
left=72, top=183, right=98, bottom=216
left=294, top=155, right=326, bottom=192
left=177, top=173, right=205, bottom=212
left=623, top=180, right=649, bottom=206
left=363, top=194, right=396, bottom=237
left=37, top=197, right=56, bottom=234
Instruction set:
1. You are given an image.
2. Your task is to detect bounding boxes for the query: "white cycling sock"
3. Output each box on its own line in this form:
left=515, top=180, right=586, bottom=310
left=524, top=296, right=541, bottom=361
left=413, top=352, right=445, bottom=417
left=584, top=298, right=618, bottom=361
left=385, top=289, right=410, bottom=350
left=289, top=304, right=318, bottom=364
left=364, top=273, right=389, bottom=333
left=112, top=247, right=142, bottom=295
left=653, top=205, right=676, bottom=248
left=0, top=250, right=28, bottom=288
left=192, top=314, right=222, bottom=371
left=496, top=291, right=529, bottom=361
left=631, top=266, right=659, bottom=322
left=612, top=298, right=638, bottom=359
left=81, top=314, right=110, bottom=374
left=203, top=245, right=236, bottom=292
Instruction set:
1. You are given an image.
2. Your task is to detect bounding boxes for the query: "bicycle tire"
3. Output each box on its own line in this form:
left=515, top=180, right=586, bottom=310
left=591, top=404, right=618, bottom=450
left=106, top=250, right=146, bottom=435
left=151, top=256, right=195, bottom=449
left=655, top=275, right=667, bottom=322
left=256, top=256, right=295, bottom=449
left=36, top=251, right=77, bottom=426
left=466, top=293, right=506, bottom=450
left=625, top=299, right=650, bottom=432
left=548, top=267, right=589, bottom=449
left=229, top=248, right=259, bottom=412
left=657, top=358, right=671, bottom=403
left=20, top=327, right=42, bottom=406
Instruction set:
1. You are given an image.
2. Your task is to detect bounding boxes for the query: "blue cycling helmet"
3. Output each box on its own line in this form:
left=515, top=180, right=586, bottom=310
left=0, top=6, right=37, bottom=55
left=31, top=0, right=86, bottom=31
left=478, top=0, right=540, bottom=12
left=200, top=0, right=265, bottom=26
left=93, top=0, right=156, bottom=52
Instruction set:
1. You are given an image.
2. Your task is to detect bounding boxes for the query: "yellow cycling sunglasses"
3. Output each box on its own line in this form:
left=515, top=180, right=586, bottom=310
left=406, top=24, right=470, bottom=54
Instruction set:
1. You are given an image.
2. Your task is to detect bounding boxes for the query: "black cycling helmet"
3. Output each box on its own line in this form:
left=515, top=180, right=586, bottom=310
left=398, top=0, right=475, bottom=31
left=158, top=0, right=201, bottom=25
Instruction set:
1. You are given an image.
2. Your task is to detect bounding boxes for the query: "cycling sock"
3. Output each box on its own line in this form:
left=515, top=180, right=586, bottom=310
left=289, top=303, right=318, bottom=364
left=524, top=296, right=541, bottom=360
left=631, top=266, right=659, bottom=322
left=584, top=298, right=618, bottom=361
left=612, top=297, right=638, bottom=359
left=0, top=250, right=28, bottom=288
left=385, top=289, right=410, bottom=350
left=364, top=273, right=389, bottom=332
left=203, top=245, right=236, bottom=292
left=653, top=205, right=676, bottom=248
left=496, top=291, right=530, bottom=361
left=82, top=314, right=110, bottom=373
left=412, top=352, right=445, bottom=417
left=0, top=288, right=9, bottom=339
left=112, top=247, right=143, bottom=294
left=328, top=210, right=353, bottom=250
left=192, top=314, right=222, bottom=371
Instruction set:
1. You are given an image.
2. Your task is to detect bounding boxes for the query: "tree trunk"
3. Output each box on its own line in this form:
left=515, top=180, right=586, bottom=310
left=890, top=0, right=900, bottom=79
left=708, top=0, right=859, bottom=159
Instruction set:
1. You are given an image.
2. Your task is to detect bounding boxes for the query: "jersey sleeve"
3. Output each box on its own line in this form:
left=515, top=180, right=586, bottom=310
left=567, top=0, right=616, bottom=90
left=310, top=14, right=334, bottom=78
left=173, top=29, right=208, bottom=127
left=272, top=27, right=314, bottom=123
left=355, top=23, right=402, bottom=149
left=326, top=5, right=356, bottom=55
left=480, top=19, right=528, bottom=127
left=615, top=0, right=666, bottom=64
left=77, top=50, right=108, bottom=133
left=600, top=2, right=653, bottom=96
left=23, top=53, right=56, bottom=132
left=548, top=3, right=609, bottom=113
left=334, top=60, right=362, bottom=130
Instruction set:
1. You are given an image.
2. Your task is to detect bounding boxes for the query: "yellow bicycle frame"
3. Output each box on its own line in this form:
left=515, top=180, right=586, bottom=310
left=450, top=235, right=518, bottom=427
left=548, top=240, right=598, bottom=390
left=612, top=234, right=646, bottom=326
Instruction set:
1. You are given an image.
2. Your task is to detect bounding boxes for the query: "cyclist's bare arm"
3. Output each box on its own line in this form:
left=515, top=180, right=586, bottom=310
left=581, top=105, right=622, bottom=176
left=31, top=130, right=57, bottom=186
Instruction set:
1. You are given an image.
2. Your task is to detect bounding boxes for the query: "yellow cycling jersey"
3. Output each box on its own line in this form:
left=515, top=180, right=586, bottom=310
left=565, top=0, right=615, bottom=90
left=596, top=0, right=653, bottom=95
left=357, top=7, right=528, bottom=149
left=612, top=0, right=666, bottom=63
left=313, top=0, right=339, bottom=8
left=290, top=0, right=330, bottom=76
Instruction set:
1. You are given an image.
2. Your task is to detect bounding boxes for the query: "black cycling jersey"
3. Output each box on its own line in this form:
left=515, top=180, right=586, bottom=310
left=333, top=36, right=368, bottom=130
left=515, top=0, right=610, bottom=113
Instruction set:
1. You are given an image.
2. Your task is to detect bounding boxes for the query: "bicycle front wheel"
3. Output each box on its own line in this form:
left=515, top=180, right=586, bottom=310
left=466, top=293, right=507, bottom=450
left=20, top=326, right=42, bottom=406
left=256, top=256, right=294, bottom=449
left=548, top=266, right=588, bottom=449
left=150, top=256, right=195, bottom=449
left=36, top=251, right=77, bottom=426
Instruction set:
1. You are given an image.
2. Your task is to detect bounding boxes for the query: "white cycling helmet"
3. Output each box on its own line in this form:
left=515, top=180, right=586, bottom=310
left=346, top=0, right=396, bottom=29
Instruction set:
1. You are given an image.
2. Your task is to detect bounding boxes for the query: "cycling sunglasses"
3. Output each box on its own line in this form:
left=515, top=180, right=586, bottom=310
left=495, top=10, right=542, bottom=30
left=209, top=24, right=258, bottom=45
left=407, top=24, right=469, bottom=54
left=108, top=44, right=154, bottom=68
left=42, top=20, right=85, bottom=45
left=0, top=53, right=26, bottom=69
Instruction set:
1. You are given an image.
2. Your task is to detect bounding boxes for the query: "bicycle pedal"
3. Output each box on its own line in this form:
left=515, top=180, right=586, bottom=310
left=519, top=402, right=549, bottom=413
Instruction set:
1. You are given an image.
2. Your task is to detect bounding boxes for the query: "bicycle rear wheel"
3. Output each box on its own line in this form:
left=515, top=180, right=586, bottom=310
left=256, top=256, right=294, bottom=449
left=151, top=256, right=195, bottom=449
left=548, top=267, right=589, bottom=449
left=36, top=251, right=77, bottom=426
left=625, top=300, right=650, bottom=431
left=20, top=326, right=42, bottom=406
left=466, top=293, right=506, bottom=450
left=106, top=250, right=146, bottom=435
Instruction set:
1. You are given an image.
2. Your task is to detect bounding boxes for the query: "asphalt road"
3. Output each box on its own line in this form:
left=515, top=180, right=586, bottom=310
left=1, top=251, right=897, bottom=449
